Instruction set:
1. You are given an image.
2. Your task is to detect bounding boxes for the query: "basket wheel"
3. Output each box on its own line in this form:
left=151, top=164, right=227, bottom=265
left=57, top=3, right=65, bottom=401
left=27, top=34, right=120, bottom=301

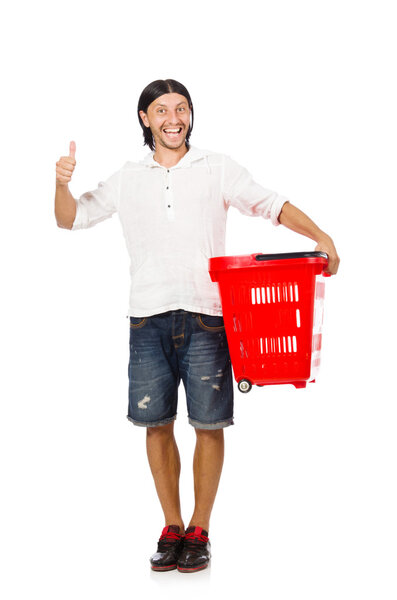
left=238, top=379, right=252, bottom=393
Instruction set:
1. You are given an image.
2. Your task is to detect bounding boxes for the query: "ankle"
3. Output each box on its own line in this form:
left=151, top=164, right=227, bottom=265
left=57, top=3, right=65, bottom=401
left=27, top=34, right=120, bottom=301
left=187, top=521, right=209, bottom=533
left=166, top=521, right=185, bottom=535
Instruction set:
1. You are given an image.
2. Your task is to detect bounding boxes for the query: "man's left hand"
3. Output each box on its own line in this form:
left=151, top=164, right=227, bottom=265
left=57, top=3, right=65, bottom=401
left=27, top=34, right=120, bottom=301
left=315, top=235, right=340, bottom=275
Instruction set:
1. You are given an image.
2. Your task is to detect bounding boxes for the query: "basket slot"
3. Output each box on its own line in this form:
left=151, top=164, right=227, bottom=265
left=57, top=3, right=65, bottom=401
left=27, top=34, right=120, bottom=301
left=250, top=283, right=300, bottom=305
left=312, top=334, right=322, bottom=352
left=239, top=340, right=248, bottom=359
left=259, top=335, right=298, bottom=356
left=232, top=313, right=242, bottom=333
left=316, top=280, right=325, bottom=299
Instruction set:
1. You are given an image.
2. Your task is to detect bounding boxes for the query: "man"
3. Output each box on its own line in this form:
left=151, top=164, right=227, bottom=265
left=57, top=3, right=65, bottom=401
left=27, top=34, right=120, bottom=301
left=54, top=78, right=339, bottom=574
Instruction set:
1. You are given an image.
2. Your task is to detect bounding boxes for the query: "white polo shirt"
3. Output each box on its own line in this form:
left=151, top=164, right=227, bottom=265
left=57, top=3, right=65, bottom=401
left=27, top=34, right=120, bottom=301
left=72, top=145, right=289, bottom=317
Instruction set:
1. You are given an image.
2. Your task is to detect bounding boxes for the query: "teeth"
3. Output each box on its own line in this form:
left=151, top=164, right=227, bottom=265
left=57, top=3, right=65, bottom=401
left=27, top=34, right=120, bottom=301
left=164, top=128, right=181, bottom=133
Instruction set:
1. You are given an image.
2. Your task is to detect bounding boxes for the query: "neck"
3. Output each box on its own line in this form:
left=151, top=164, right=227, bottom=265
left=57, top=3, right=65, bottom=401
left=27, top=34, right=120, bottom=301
left=153, top=143, right=189, bottom=168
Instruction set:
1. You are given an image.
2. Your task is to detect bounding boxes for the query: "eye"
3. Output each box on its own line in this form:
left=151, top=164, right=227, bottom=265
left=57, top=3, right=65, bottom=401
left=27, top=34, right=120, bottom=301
left=157, top=109, right=165, bottom=113
left=178, top=107, right=185, bottom=111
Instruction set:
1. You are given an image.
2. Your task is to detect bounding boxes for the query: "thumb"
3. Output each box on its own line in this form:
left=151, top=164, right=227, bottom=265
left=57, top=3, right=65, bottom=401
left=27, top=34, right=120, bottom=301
left=69, top=140, right=76, bottom=159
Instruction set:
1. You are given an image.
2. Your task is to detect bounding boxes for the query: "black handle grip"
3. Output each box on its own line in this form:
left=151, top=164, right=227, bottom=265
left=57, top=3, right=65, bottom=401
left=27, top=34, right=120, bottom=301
left=255, top=251, right=328, bottom=261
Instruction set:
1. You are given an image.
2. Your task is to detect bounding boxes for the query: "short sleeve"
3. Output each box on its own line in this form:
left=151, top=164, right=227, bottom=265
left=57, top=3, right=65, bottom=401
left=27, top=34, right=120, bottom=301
left=71, top=168, right=121, bottom=230
left=222, top=155, right=289, bottom=226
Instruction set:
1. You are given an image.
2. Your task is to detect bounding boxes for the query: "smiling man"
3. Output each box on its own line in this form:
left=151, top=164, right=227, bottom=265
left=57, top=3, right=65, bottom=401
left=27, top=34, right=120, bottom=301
left=54, top=78, right=339, bottom=574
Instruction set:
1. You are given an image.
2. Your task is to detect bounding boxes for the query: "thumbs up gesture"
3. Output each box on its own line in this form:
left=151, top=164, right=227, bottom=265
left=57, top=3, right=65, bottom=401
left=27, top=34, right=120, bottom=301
left=56, top=141, right=77, bottom=186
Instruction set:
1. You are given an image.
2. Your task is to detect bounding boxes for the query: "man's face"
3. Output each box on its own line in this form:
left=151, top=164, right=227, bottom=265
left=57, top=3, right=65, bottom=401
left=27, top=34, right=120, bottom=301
left=139, top=92, right=191, bottom=151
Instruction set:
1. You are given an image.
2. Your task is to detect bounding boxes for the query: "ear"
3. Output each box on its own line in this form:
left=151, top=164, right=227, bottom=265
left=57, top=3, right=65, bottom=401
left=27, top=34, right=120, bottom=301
left=139, top=110, right=150, bottom=128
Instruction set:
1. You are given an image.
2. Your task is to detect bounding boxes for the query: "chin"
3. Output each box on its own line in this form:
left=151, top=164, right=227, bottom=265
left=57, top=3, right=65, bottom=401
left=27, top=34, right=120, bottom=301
left=161, top=138, right=187, bottom=150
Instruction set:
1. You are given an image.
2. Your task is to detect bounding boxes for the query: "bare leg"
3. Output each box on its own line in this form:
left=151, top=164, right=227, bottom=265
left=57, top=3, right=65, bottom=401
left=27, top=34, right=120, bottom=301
left=188, top=428, right=225, bottom=532
left=146, top=422, right=185, bottom=534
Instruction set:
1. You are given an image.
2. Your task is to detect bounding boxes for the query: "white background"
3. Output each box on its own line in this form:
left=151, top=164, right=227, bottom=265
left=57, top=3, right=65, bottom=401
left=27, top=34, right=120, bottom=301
left=1, top=0, right=396, bottom=598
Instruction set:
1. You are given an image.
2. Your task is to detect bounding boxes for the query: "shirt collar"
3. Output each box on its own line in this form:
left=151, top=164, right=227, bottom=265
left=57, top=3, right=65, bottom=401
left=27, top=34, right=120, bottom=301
left=141, top=145, right=210, bottom=169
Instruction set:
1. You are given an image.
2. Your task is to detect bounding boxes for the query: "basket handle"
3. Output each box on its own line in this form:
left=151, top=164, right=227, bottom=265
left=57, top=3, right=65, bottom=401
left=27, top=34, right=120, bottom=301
left=254, top=251, right=332, bottom=276
left=254, top=251, right=329, bottom=261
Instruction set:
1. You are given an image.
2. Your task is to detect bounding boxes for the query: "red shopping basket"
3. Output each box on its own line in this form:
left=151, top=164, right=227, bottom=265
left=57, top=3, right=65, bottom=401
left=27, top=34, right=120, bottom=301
left=208, top=252, right=329, bottom=392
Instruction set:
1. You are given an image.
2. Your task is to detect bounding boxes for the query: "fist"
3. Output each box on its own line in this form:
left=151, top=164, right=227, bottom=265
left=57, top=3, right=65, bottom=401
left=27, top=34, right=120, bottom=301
left=315, top=235, right=340, bottom=275
left=55, top=141, right=76, bottom=185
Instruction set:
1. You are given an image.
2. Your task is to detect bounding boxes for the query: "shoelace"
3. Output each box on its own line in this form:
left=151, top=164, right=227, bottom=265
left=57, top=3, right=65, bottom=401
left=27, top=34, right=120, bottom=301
left=182, top=531, right=209, bottom=553
left=157, top=530, right=183, bottom=551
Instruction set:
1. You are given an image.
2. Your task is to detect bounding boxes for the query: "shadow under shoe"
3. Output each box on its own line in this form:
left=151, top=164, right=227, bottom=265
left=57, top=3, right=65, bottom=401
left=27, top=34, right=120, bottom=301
left=177, top=526, right=211, bottom=573
left=150, top=525, right=185, bottom=571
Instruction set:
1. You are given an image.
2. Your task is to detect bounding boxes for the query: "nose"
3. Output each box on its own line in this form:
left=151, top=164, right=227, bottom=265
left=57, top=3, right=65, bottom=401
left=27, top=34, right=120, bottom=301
left=167, top=110, right=182, bottom=124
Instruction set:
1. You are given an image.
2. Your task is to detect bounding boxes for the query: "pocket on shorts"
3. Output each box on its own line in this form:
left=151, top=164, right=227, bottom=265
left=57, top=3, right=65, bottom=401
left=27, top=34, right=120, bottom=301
left=196, top=313, right=225, bottom=332
left=130, top=316, right=148, bottom=329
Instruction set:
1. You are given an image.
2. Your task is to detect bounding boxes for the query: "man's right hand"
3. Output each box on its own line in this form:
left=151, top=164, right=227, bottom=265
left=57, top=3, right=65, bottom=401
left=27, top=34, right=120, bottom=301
left=56, top=141, right=76, bottom=186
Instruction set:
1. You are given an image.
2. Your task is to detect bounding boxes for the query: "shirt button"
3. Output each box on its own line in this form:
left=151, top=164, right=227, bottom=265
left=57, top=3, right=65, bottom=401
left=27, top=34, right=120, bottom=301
left=166, top=186, right=169, bottom=189
left=168, top=205, right=171, bottom=208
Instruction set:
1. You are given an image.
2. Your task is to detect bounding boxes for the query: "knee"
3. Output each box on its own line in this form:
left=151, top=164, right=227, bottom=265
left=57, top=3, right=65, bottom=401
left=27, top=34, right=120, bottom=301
left=146, top=422, right=175, bottom=437
left=195, top=427, right=224, bottom=439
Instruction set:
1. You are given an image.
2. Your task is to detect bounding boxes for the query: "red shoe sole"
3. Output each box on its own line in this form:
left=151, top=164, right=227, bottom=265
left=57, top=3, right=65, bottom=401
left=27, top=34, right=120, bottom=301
left=151, top=564, right=177, bottom=571
left=177, top=563, right=209, bottom=573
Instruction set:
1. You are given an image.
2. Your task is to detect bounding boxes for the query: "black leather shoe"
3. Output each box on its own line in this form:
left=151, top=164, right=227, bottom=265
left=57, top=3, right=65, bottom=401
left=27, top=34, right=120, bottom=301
left=150, top=525, right=185, bottom=571
left=177, top=526, right=211, bottom=573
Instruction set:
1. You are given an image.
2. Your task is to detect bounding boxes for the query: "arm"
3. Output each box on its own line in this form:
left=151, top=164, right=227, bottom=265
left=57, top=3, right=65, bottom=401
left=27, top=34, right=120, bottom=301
left=55, top=183, right=76, bottom=229
left=54, top=141, right=77, bottom=229
left=278, top=201, right=340, bottom=274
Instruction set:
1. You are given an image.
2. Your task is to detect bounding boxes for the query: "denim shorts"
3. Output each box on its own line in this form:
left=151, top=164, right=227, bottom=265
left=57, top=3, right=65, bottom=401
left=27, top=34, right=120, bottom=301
left=127, top=309, right=234, bottom=429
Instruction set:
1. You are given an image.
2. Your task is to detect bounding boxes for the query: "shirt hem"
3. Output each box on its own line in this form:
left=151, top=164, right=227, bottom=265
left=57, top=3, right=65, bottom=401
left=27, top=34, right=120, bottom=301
left=127, top=303, right=223, bottom=317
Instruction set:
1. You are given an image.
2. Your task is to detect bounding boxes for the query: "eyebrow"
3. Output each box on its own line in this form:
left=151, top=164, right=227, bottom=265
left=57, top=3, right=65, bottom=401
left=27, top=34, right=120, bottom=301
left=155, top=101, right=188, bottom=107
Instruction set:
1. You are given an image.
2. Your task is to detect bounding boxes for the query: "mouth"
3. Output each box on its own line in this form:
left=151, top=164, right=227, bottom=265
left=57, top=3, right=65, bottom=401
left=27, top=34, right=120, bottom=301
left=162, top=127, right=183, bottom=139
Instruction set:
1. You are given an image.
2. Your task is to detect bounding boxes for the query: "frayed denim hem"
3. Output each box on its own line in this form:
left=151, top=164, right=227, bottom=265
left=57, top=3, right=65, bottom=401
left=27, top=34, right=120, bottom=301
left=188, top=417, right=234, bottom=430
left=126, top=415, right=177, bottom=428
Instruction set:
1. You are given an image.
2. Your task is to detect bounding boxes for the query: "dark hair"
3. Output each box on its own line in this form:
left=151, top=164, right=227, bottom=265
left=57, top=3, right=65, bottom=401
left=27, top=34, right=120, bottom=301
left=137, top=79, right=194, bottom=151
